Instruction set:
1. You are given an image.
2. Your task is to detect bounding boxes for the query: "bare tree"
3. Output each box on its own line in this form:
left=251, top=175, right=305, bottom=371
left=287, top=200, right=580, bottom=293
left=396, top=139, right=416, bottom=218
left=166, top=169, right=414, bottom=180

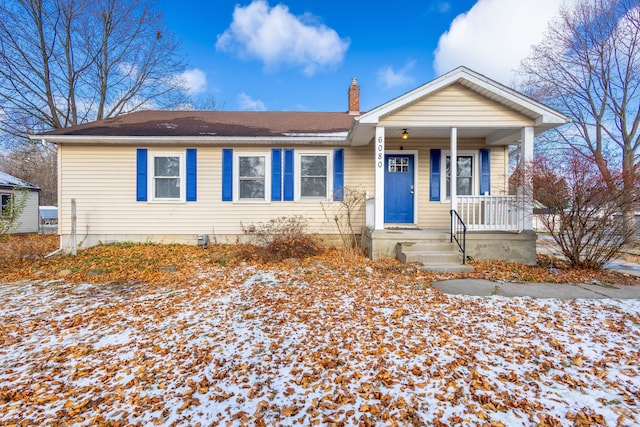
left=516, top=151, right=636, bottom=269
left=0, top=0, right=188, bottom=138
left=518, top=0, right=640, bottom=243
left=191, top=94, right=226, bottom=111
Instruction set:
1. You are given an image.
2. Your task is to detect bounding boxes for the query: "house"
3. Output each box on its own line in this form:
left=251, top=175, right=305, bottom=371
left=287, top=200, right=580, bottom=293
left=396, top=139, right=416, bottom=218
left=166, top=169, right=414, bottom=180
left=0, top=170, right=40, bottom=234
left=34, top=67, right=569, bottom=265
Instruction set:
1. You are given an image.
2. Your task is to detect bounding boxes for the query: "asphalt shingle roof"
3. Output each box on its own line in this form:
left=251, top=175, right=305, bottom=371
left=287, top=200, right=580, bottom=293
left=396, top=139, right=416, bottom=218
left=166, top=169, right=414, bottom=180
left=43, top=110, right=355, bottom=137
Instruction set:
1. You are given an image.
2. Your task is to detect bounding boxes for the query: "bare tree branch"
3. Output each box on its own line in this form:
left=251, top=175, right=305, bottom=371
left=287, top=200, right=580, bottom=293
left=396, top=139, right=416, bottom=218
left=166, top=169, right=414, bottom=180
left=518, top=0, right=640, bottom=243
left=0, top=0, right=188, bottom=139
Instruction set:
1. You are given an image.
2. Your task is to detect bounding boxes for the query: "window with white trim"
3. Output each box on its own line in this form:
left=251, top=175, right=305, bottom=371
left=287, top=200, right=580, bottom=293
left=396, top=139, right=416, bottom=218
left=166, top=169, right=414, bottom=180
left=442, top=151, right=478, bottom=199
left=1, top=193, right=12, bottom=218
left=296, top=153, right=331, bottom=200
left=234, top=153, right=270, bottom=201
left=151, top=153, right=184, bottom=200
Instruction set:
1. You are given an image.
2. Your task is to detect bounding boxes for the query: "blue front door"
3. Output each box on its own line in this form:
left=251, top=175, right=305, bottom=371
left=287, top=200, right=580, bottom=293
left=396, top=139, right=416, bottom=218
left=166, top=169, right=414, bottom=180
left=384, top=154, right=414, bottom=223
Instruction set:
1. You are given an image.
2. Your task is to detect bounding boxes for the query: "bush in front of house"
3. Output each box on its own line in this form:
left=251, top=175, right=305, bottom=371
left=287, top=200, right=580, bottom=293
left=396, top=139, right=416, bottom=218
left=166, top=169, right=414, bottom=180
left=241, top=215, right=322, bottom=262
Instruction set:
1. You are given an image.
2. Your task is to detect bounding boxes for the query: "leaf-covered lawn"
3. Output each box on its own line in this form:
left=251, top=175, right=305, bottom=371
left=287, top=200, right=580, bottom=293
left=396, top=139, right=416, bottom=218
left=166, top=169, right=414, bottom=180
left=1, top=237, right=639, bottom=426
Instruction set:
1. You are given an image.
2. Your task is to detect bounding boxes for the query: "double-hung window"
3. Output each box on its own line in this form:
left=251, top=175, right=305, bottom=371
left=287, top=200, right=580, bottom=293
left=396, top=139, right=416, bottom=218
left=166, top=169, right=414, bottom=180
left=236, top=153, right=269, bottom=201
left=298, top=153, right=330, bottom=199
left=443, top=151, right=477, bottom=199
left=152, top=154, right=184, bottom=201
left=301, top=155, right=327, bottom=198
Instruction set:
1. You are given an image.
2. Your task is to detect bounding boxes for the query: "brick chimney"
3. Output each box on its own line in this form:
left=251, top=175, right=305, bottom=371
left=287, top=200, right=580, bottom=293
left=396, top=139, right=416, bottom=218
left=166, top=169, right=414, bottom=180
left=348, top=77, right=360, bottom=115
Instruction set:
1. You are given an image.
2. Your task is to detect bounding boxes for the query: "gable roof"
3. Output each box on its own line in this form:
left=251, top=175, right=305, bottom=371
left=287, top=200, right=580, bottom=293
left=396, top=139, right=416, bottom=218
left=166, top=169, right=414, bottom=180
left=0, top=171, right=40, bottom=191
left=349, top=66, right=570, bottom=145
left=39, top=110, right=353, bottom=145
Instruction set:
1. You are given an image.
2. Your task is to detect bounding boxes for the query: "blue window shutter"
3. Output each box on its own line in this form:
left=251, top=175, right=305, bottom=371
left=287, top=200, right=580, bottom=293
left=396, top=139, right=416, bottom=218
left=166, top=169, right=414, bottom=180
left=333, top=148, right=344, bottom=201
left=430, top=149, right=441, bottom=201
left=222, top=148, right=233, bottom=201
left=136, top=148, right=147, bottom=201
left=283, top=148, right=294, bottom=201
left=271, top=149, right=282, bottom=201
left=186, top=148, right=197, bottom=201
left=480, top=149, right=491, bottom=195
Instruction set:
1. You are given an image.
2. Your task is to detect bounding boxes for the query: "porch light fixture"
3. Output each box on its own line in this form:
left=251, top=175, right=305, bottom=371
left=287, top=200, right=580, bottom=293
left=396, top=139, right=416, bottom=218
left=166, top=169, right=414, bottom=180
left=401, top=129, right=409, bottom=139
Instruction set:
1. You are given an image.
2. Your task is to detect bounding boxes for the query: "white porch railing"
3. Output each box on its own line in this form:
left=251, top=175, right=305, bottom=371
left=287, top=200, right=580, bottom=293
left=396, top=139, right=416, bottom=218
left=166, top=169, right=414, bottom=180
left=457, top=195, right=523, bottom=231
left=364, top=195, right=524, bottom=231
left=365, top=198, right=375, bottom=229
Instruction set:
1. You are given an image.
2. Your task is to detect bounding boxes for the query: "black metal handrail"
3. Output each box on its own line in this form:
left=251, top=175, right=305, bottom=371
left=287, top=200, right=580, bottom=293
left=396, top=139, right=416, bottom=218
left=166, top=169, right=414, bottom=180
left=450, top=209, right=467, bottom=264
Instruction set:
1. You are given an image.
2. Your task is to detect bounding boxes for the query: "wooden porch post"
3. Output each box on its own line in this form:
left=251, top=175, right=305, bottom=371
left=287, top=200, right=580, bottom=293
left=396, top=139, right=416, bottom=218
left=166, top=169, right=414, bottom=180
left=521, top=126, right=534, bottom=231
left=450, top=127, right=457, bottom=213
left=374, top=126, right=385, bottom=230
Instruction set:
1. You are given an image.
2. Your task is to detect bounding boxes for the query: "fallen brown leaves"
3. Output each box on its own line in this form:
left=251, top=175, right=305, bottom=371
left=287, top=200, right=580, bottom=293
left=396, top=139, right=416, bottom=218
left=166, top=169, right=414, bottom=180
left=2, top=235, right=639, bottom=288
left=0, top=236, right=639, bottom=426
left=466, top=256, right=640, bottom=287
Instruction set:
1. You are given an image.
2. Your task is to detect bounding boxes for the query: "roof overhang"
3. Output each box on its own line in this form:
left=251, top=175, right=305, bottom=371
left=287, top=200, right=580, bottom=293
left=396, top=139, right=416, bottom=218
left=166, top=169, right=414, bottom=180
left=30, top=134, right=350, bottom=146
left=348, top=66, right=570, bottom=146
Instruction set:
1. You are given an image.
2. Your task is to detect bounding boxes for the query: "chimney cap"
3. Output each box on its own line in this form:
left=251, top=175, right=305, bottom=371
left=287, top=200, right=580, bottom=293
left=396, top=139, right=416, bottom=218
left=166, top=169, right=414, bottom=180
left=351, top=77, right=358, bottom=85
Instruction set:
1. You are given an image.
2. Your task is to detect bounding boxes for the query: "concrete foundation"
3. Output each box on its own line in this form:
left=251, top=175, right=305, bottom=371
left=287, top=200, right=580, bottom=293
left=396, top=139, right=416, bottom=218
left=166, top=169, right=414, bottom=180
left=363, top=228, right=537, bottom=265
left=58, top=233, right=347, bottom=253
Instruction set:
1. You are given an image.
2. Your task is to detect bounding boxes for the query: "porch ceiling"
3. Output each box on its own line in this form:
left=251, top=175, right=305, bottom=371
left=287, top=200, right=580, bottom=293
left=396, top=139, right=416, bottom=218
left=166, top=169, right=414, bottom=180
left=369, top=126, right=523, bottom=144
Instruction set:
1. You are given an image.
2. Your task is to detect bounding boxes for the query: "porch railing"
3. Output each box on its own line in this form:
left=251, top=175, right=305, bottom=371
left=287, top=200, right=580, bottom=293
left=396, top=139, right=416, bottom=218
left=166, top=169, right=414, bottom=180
left=457, top=195, right=523, bottom=231
left=364, top=195, right=524, bottom=232
left=450, top=209, right=467, bottom=264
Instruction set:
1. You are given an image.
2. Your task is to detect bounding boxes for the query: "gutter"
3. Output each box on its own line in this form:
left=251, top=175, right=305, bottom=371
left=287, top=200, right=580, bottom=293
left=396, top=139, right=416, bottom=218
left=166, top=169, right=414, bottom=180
left=30, top=134, right=350, bottom=146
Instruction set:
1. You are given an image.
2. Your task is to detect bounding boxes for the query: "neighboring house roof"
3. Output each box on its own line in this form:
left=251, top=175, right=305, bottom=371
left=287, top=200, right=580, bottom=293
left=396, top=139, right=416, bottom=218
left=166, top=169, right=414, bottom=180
left=39, top=110, right=353, bottom=145
left=39, top=206, right=58, bottom=220
left=0, top=171, right=40, bottom=191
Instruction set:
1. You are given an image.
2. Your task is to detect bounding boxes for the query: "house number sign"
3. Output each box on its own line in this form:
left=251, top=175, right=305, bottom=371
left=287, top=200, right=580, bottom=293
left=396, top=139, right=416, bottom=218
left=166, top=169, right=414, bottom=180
left=376, top=136, right=384, bottom=169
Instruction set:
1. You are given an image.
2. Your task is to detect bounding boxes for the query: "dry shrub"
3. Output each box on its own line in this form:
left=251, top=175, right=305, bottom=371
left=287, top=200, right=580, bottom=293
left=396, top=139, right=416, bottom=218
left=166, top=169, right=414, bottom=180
left=241, top=216, right=322, bottom=262
left=0, top=234, right=58, bottom=262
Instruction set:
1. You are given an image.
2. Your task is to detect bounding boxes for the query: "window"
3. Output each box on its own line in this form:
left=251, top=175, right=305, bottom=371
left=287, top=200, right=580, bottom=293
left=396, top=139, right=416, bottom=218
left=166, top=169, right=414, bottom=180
left=442, top=151, right=478, bottom=199
left=299, top=154, right=328, bottom=199
left=388, top=156, right=409, bottom=172
left=1, top=194, right=12, bottom=218
left=151, top=154, right=184, bottom=200
left=238, top=155, right=266, bottom=199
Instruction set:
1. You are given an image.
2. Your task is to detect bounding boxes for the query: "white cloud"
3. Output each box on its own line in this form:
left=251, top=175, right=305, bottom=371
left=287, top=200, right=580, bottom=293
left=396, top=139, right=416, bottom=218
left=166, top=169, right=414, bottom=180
left=377, top=61, right=416, bottom=89
left=433, top=0, right=580, bottom=84
left=172, top=69, right=207, bottom=95
left=237, top=93, right=266, bottom=111
left=216, top=0, right=350, bottom=76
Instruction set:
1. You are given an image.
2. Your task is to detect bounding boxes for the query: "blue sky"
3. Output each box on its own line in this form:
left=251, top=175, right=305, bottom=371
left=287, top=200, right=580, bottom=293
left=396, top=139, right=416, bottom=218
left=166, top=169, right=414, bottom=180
left=160, top=0, right=575, bottom=112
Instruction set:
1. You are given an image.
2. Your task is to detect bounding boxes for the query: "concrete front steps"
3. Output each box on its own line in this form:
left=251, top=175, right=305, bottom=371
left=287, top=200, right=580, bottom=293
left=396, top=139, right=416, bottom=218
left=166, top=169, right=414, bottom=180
left=396, top=241, right=474, bottom=273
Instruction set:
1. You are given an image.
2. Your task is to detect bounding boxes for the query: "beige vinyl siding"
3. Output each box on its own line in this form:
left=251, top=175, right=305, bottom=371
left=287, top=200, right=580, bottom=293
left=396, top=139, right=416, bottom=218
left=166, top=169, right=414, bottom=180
left=380, top=83, right=534, bottom=128
left=58, top=145, right=372, bottom=247
left=58, top=141, right=506, bottom=247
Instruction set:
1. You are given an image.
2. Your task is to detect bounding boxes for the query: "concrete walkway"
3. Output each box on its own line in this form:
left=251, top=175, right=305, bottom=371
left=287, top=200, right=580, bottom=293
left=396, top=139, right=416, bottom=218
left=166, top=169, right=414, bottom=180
left=432, top=242, right=640, bottom=299
left=431, top=278, right=640, bottom=299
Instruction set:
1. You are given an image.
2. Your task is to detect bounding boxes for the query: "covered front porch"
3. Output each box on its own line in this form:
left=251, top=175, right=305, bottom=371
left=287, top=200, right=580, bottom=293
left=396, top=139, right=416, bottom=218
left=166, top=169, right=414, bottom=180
left=347, top=67, right=569, bottom=265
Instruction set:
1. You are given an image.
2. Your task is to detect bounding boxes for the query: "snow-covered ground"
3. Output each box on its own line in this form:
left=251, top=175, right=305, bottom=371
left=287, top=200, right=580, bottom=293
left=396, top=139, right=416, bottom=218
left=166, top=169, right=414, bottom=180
left=1, top=264, right=639, bottom=426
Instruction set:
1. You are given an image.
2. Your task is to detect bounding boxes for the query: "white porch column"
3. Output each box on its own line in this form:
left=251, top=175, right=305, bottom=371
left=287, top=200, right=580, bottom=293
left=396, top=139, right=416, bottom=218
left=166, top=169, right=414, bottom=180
left=450, top=127, right=457, bottom=213
left=374, top=126, right=385, bottom=230
left=521, top=126, right=534, bottom=230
